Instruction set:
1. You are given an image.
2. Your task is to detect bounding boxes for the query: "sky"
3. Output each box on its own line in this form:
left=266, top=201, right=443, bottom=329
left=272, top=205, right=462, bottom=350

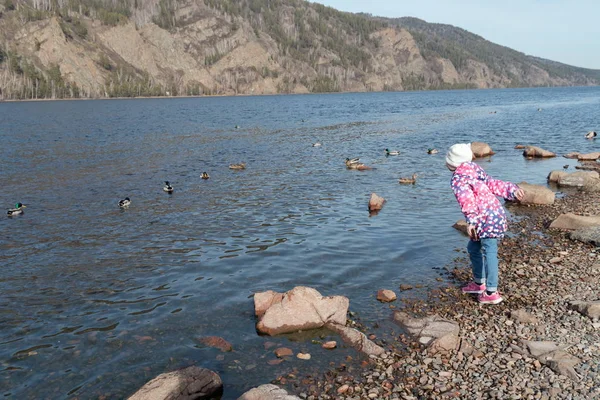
left=315, top=0, right=600, bottom=70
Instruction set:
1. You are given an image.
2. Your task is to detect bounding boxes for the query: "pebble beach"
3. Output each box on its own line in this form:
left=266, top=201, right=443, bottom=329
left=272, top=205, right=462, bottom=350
left=288, top=187, right=600, bottom=400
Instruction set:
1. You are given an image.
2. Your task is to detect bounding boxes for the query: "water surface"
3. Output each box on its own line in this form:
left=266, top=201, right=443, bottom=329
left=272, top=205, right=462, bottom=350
left=1, top=87, right=599, bottom=398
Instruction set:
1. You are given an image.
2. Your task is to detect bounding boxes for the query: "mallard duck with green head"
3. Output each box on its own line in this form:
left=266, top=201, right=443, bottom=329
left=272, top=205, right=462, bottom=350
left=345, top=157, right=360, bottom=167
left=427, top=148, right=439, bottom=154
left=385, top=148, right=400, bottom=156
left=7, top=202, right=26, bottom=216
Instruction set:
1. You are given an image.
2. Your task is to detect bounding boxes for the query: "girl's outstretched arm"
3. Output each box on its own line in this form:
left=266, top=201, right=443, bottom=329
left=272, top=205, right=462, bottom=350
left=481, top=170, right=520, bottom=200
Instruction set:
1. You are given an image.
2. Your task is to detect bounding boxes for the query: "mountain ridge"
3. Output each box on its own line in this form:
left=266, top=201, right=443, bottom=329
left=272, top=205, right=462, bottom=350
left=0, top=0, right=597, bottom=100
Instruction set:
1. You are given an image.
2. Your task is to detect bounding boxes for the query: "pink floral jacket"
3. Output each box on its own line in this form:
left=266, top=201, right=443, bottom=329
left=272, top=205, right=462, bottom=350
left=451, top=162, right=519, bottom=239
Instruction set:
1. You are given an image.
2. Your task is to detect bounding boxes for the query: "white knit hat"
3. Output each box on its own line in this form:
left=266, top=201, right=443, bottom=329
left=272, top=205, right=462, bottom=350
left=446, top=143, right=473, bottom=168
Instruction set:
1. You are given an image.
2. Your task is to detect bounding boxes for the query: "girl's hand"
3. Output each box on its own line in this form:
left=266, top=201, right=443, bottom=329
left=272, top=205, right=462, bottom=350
left=514, top=188, right=525, bottom=201
left=467, top=225, right=478, bottom=240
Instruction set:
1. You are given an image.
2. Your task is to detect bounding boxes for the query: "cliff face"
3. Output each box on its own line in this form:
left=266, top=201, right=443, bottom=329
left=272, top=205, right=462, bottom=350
left=0, top=0, right=598, bottom=100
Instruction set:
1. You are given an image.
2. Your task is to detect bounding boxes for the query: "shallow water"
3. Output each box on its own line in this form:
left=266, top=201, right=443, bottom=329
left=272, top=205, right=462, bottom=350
left=1, top=87, right=599, bottom=398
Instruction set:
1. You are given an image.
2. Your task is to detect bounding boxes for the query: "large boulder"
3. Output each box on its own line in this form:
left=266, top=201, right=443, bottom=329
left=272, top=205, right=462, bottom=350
left=576, top=162, right=600, bottom=172
left=255, top=287, right=348, bottom=336
left=368, top=193, right=385, bottom=211
left=578, top=152, right=600, bottom=161
left=517, top=182, right=555, bottom=205
left=570, top=226, right=600, bottom=246
left=471, top=142, right=494, bottom=158
left=523, top=146, right=556, bottom=158
left=555, top=171, right=600, bottom=188
left=128, top=366, right=222, bottom=400
left=549, top=213, right=600, bottom=230
left=238, top=384, right=300, bottom=400
left=547, top=170, right=568, bottom=183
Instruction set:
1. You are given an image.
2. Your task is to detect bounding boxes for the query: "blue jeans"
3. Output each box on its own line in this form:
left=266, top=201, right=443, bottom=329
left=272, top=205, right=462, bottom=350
left=467, top=238, right=499, bottom=292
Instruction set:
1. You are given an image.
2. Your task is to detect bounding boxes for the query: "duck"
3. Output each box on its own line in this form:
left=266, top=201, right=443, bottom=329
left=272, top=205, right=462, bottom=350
left=7, top=202, right=26, bottom=216
left=537, top=108, right=542, bottom=112
left=563, top=165, right=569, bottom=170
left=398, top=173, right=418, bottom=184
left=312, top=142, right=322, bottom=147
left=586, top=131, right=597, bottom=139
left=118, top=197, right=131, bottom=208
left=385, top=148, right=400, bottom=156
left=229, top=163, right=246, bottom=170
left=427, top=148, right=439, bottom=154
left=201, top=172, right=210, bottom=179
left=345, top=157, right=361, bottom=167
left=163, top=181, right=174, bottom=193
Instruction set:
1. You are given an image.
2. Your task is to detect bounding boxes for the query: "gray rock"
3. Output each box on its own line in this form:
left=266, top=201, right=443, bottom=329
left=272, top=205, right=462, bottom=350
left=510, top=309, right=539, bottom=324
left=522, top=340, right=562, bottom=357
left=128, top=366, right=222, bottom=400
left=570, top=227, right=600, bottom=246
left=569, top=300, right=600, bottom=319
left=549, top=213, right=600, bottom=230
left=238, top=384, right=300, bottom=400
left=326, top=322, right=385, bottom=356
left=393, top=312, right=460, bottom=338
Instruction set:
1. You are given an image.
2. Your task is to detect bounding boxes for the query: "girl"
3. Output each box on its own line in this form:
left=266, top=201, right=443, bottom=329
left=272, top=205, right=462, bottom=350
left=446, top=143, right=524, bottom=304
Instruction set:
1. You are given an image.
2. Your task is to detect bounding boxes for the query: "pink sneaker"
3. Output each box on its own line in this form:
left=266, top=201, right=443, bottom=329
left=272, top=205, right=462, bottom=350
left=478, top=291, right=503, bottom=304
left=461, top=282, right=486, bottom=294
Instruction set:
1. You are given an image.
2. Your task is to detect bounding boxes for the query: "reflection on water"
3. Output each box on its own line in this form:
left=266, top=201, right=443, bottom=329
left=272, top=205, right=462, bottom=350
left=1, top=87, right=599, bottom=398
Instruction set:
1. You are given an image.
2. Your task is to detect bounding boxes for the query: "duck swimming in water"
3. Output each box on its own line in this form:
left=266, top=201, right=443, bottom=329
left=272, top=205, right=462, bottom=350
left=427, top=148, right=439, bottom=154
left=399, top=173, right=418, bottom=184
left=312, top=142, right=322, bottom=147
left=7, top=202, right=26, bottom=216
left=586, top=131, right=597, bottom=139
left=229, top=163, right=246, bottom=170
left=385, top=148, right=400, bottom=156
left=345, top=157, right=360, bottom=167
left=163, top=181, right=174, bottom=193
left=119, top=197, right=131, bottom=208
left=201, top=172, right=210, bottom=179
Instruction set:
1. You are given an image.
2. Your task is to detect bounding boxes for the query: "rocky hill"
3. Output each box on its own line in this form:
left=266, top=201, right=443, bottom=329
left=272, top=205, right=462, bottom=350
left=0, top=0, right=598, bottom=100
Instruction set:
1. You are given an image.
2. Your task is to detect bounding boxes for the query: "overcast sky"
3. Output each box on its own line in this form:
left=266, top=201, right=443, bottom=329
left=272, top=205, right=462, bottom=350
left=315, top=0, right=600, bottom=70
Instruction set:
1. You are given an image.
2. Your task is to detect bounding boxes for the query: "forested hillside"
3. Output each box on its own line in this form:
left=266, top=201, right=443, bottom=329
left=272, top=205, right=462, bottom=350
left=0, top=0, right=598, bottom=100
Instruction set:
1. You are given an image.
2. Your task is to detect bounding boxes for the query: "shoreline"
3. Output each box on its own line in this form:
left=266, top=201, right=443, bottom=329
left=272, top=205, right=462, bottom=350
left=1, top=85, right=599, bottom=104
left=289, top=187, right=600, bottom=399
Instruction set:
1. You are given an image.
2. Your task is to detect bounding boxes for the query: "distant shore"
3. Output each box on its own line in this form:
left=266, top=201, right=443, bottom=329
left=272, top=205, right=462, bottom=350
left=2, top=84, right=599, bottom=104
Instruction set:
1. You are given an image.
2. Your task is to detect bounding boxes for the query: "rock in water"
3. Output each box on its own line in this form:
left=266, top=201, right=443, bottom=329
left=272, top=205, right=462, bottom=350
left=523, top=146, right=556, bottom=158
left=517, top=182, right=555, bottom=205
left=452, top=220, right=469, bottom=235
left=376, top=289, right=397, bottom=302
left=255, top=287, right=348, bottom=336
left=196, top=336, right=233, bottom=352
left=577, top=152, right=600, bottom=161
left=470, top=141, right=494, bottom=157
left=368, top=193, right=385, bottom=211
left=128, top=366, right=222, bottom=400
